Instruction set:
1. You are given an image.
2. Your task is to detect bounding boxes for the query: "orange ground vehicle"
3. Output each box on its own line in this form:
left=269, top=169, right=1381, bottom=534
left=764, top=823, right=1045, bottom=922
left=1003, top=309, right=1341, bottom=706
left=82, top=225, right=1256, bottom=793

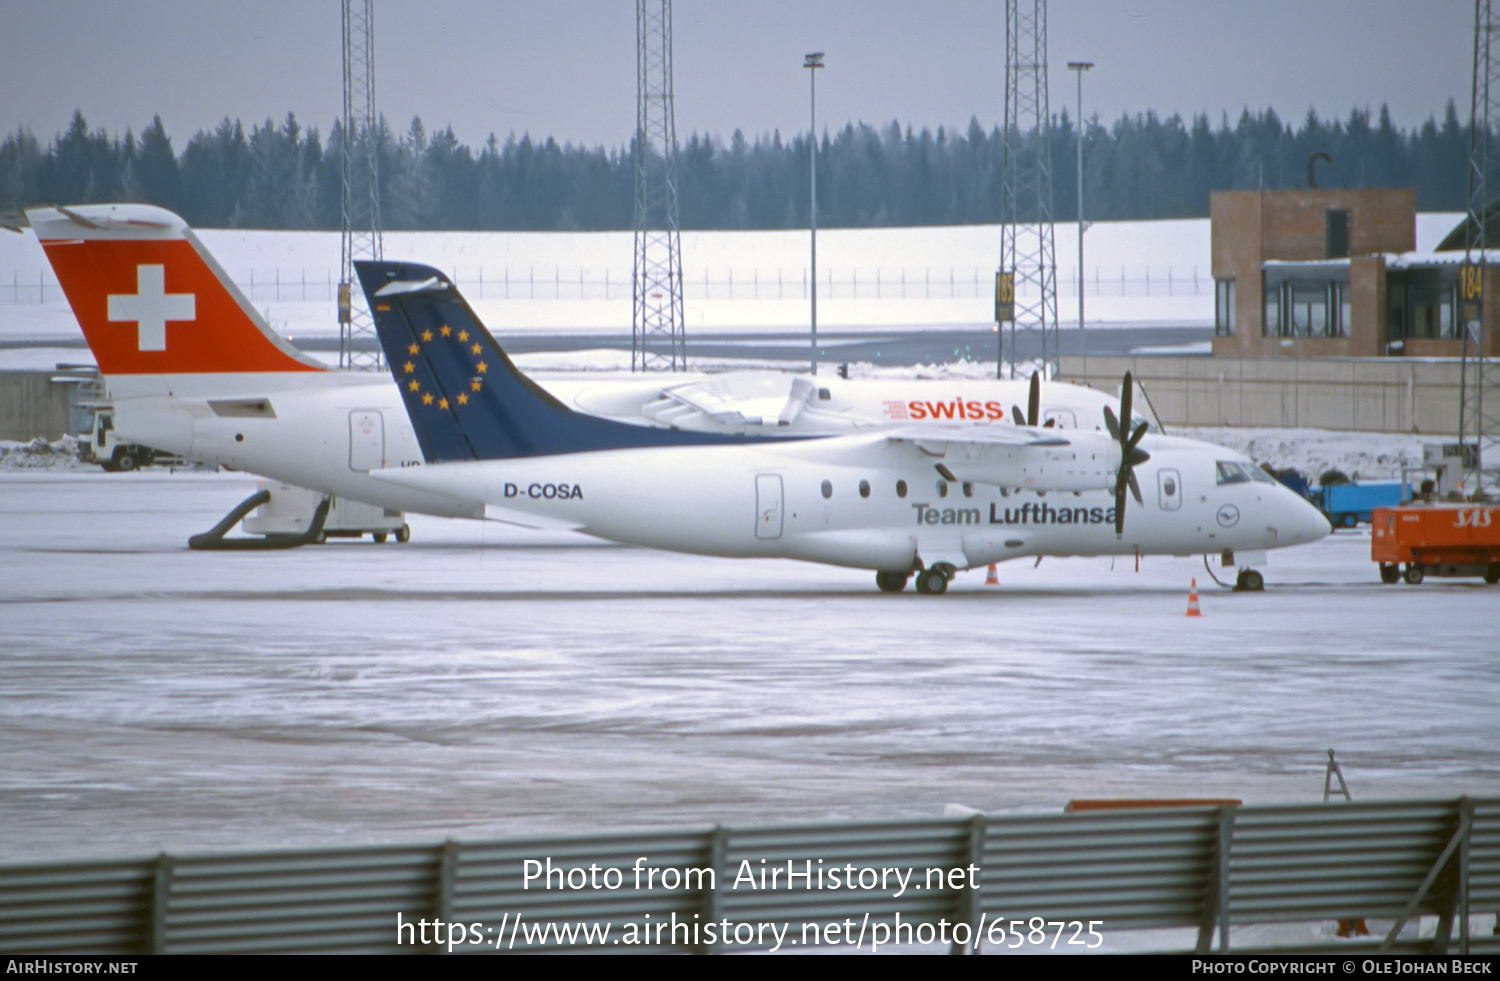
left=1371, top=503, right=1500, bottom=584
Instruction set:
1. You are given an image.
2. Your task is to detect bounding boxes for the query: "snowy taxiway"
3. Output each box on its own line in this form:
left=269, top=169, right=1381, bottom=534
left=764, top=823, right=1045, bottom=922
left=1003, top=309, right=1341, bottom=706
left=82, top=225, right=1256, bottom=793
left=1, top=468, right=1496, bottom=864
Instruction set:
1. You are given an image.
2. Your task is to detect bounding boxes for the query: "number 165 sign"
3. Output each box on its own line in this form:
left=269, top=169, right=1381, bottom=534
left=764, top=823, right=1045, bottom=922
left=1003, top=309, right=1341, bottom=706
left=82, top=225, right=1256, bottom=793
left=995, top=270, right=1015, bottom=323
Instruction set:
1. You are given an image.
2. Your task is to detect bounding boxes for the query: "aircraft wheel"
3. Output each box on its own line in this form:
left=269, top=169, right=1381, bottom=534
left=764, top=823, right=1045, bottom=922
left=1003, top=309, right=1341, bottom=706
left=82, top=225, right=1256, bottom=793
left=1403, top=564, right=1424, bottom=585
left=396, top=524, right=411, bottom=543
left=1379, top=563, right=1400, bottom=584
left=915, top=568, right=949, bottom=595
left=1235, top=568, right=1264, bottom=592
left=875, top=570, right=909, bottom=593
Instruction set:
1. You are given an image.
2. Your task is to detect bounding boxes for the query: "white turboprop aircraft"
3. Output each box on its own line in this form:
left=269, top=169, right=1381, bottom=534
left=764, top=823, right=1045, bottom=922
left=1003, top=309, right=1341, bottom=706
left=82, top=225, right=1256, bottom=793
left=26, top=203, right=1151, bottom=535
left=356, top=260, right=1330, bottom=593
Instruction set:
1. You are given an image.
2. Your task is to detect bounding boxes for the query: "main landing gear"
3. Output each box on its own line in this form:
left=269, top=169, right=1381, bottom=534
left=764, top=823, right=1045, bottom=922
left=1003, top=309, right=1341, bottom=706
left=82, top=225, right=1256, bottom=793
left=877, top=564, right=956, bottom=595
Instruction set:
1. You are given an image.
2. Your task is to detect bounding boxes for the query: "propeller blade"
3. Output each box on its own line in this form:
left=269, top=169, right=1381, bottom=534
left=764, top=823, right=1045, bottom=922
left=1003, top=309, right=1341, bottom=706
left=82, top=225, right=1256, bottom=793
left=1106, top=371, right=1146, bottom=538
left=1012, top=405, right=1026, bottom=426
left=1028, top=371, right=1041, bottom=427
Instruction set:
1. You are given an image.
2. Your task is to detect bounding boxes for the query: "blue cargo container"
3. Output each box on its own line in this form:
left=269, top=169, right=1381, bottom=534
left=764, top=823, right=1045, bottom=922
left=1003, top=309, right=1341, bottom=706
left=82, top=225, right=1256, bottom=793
left=1318, top=481, right=1405, bottom=527
left=1271, top=470, right=1405, bottom=527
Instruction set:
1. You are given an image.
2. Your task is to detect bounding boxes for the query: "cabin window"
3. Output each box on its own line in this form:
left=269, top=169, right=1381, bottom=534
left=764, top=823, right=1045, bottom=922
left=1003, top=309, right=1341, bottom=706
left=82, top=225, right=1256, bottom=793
left=821, top=480, right=833, bottom=499
left=896, top=480, right=908, bottom=498
left=858, top=479, right=871, bottom=499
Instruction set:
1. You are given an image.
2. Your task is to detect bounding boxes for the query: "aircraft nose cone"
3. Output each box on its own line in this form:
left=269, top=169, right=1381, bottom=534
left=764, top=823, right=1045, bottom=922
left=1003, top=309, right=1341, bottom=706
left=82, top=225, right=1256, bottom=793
left=1280, top=489, right=1332, bottom=546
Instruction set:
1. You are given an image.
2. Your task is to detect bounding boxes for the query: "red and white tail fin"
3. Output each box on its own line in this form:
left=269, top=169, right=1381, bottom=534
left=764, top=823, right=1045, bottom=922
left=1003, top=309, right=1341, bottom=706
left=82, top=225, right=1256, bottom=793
left=27, top=204, right=325, bottom=393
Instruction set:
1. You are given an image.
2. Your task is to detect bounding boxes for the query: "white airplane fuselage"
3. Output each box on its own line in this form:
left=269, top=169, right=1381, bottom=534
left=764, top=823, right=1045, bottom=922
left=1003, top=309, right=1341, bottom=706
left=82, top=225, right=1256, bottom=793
left=103, top=368, right=1138, bottom=523
left=371, top=432, right=1331, bottom=573
left=105, top=372, right=483, bottom=518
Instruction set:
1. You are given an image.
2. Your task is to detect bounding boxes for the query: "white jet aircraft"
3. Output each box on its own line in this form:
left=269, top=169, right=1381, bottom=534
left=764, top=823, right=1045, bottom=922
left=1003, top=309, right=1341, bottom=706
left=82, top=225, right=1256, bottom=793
left=26, top=203, right=1149, bottom=536
left=356, top=260, right=1330, bottom=593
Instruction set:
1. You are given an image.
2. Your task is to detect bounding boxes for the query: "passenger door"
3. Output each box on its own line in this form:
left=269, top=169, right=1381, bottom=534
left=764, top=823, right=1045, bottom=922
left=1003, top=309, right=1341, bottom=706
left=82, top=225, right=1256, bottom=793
left=349, top=410, right=385, bottom=472
left=755, top=474, right=784, bottom=540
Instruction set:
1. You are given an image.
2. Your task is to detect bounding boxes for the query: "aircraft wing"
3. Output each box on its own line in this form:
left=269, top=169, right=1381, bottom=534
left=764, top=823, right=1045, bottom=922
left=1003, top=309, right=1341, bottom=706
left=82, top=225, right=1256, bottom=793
left=882, top=423, right=1069, bottom=448
left=565, top=372, right=818, bottom=432
left=882, top=424, right=1119, bottom=493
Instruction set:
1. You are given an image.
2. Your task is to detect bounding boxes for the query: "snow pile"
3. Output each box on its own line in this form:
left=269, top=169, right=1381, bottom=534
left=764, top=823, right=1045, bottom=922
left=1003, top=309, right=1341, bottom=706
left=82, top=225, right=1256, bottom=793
left=1180, top=426, right=1429, bottom=482
left=0, top=436, right=89, bottom=471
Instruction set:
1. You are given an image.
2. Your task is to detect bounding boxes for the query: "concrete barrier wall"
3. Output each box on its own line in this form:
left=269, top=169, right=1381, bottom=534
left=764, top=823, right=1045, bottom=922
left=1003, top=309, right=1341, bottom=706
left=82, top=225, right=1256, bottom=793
left=0, top=371, right=75, bottom=441
left=1062, top=355, right=1466, bottom=434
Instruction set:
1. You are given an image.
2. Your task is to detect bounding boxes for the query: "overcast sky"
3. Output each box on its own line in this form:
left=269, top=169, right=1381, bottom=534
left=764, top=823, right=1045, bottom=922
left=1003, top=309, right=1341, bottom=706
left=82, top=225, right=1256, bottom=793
left=2, top=1, right=1475, bottom=150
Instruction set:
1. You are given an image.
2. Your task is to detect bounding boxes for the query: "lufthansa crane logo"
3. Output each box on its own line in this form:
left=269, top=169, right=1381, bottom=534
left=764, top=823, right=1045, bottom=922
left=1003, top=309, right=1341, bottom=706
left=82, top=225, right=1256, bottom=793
left=107, top=264, right=196, bottom=351
left=1216, top=504, right=1240, bottom=528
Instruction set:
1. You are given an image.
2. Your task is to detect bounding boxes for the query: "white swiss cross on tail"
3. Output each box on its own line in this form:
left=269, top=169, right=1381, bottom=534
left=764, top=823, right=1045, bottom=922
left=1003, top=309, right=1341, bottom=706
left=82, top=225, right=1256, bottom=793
left=108, top=264, right=195, bottom=351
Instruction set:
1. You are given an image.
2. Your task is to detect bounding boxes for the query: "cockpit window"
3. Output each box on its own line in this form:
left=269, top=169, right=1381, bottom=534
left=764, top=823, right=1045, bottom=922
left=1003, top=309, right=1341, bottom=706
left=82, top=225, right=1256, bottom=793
left=1216, top=461, right=1276, bottom=485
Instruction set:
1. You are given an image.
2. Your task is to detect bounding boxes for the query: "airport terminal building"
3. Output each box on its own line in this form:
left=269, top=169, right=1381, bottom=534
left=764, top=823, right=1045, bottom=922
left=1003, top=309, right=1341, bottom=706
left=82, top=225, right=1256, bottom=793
left=1211, top=187, right=1500, bottom=359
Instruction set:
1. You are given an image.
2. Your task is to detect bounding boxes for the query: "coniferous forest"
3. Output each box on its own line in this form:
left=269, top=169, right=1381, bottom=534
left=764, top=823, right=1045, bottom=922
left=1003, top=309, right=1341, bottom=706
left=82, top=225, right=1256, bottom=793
left=0, top=102, right=1474, bottom=231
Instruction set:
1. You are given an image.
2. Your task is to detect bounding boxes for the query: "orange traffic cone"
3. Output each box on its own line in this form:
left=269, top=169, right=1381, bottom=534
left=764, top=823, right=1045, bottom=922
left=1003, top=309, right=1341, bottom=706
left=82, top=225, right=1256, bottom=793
left=985, top=564, right=999, bottom=586
left=1185, top=579, right=1202, bottom=617
left=1336, top=918, right=1370, bottom=937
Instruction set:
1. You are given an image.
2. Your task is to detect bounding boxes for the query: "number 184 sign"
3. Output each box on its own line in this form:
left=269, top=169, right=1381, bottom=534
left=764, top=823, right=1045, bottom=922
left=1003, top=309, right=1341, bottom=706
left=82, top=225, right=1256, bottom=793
left=1459, top=261, right=1484, bottom=323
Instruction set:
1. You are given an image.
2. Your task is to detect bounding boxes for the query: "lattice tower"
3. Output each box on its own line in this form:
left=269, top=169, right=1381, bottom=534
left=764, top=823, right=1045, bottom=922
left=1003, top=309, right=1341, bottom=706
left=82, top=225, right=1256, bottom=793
left=998, top=0, right=1059, bottom=379
left=1462, top=0, right=1499, bottom=496
left=632, top=0, right=686, bottom=371
left=340, top=0, right=383, bottom=370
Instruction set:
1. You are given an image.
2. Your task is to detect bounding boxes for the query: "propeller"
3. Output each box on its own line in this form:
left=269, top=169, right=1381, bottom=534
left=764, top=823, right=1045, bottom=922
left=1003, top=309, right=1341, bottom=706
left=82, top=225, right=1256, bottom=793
left=1010, top=372, right=1055, bottom=428
left=1102, top=371, right=1151, bottom=537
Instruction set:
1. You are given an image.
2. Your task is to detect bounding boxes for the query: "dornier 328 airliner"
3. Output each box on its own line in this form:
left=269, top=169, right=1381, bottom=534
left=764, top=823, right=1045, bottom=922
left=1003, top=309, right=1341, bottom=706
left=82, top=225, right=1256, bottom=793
left=356, top=260, right=1330, bottom=593
left=26, top=203, right=1152, bottom=542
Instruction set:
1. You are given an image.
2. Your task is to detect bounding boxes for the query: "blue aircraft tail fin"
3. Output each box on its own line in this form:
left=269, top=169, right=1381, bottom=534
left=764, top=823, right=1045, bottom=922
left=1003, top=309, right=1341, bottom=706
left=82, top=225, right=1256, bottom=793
left=356, top=261, right=772, bottom=462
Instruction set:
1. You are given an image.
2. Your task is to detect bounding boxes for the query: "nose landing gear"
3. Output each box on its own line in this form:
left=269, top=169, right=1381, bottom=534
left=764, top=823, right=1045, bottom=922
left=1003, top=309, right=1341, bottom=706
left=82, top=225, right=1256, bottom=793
left=1234, top=568, right=1265, bottom=591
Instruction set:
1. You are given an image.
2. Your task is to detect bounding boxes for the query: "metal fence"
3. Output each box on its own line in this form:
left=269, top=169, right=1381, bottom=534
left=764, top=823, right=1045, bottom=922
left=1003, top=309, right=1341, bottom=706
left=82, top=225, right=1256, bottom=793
left=1, top=796, right=1496, bottom=955
left=3, top=265, right=1205, bottom=306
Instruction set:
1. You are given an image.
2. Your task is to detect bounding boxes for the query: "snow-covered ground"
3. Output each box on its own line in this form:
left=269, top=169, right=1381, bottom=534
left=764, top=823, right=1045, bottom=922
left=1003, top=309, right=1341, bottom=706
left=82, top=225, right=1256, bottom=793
left=1, top=468, right=1496, bottom=873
